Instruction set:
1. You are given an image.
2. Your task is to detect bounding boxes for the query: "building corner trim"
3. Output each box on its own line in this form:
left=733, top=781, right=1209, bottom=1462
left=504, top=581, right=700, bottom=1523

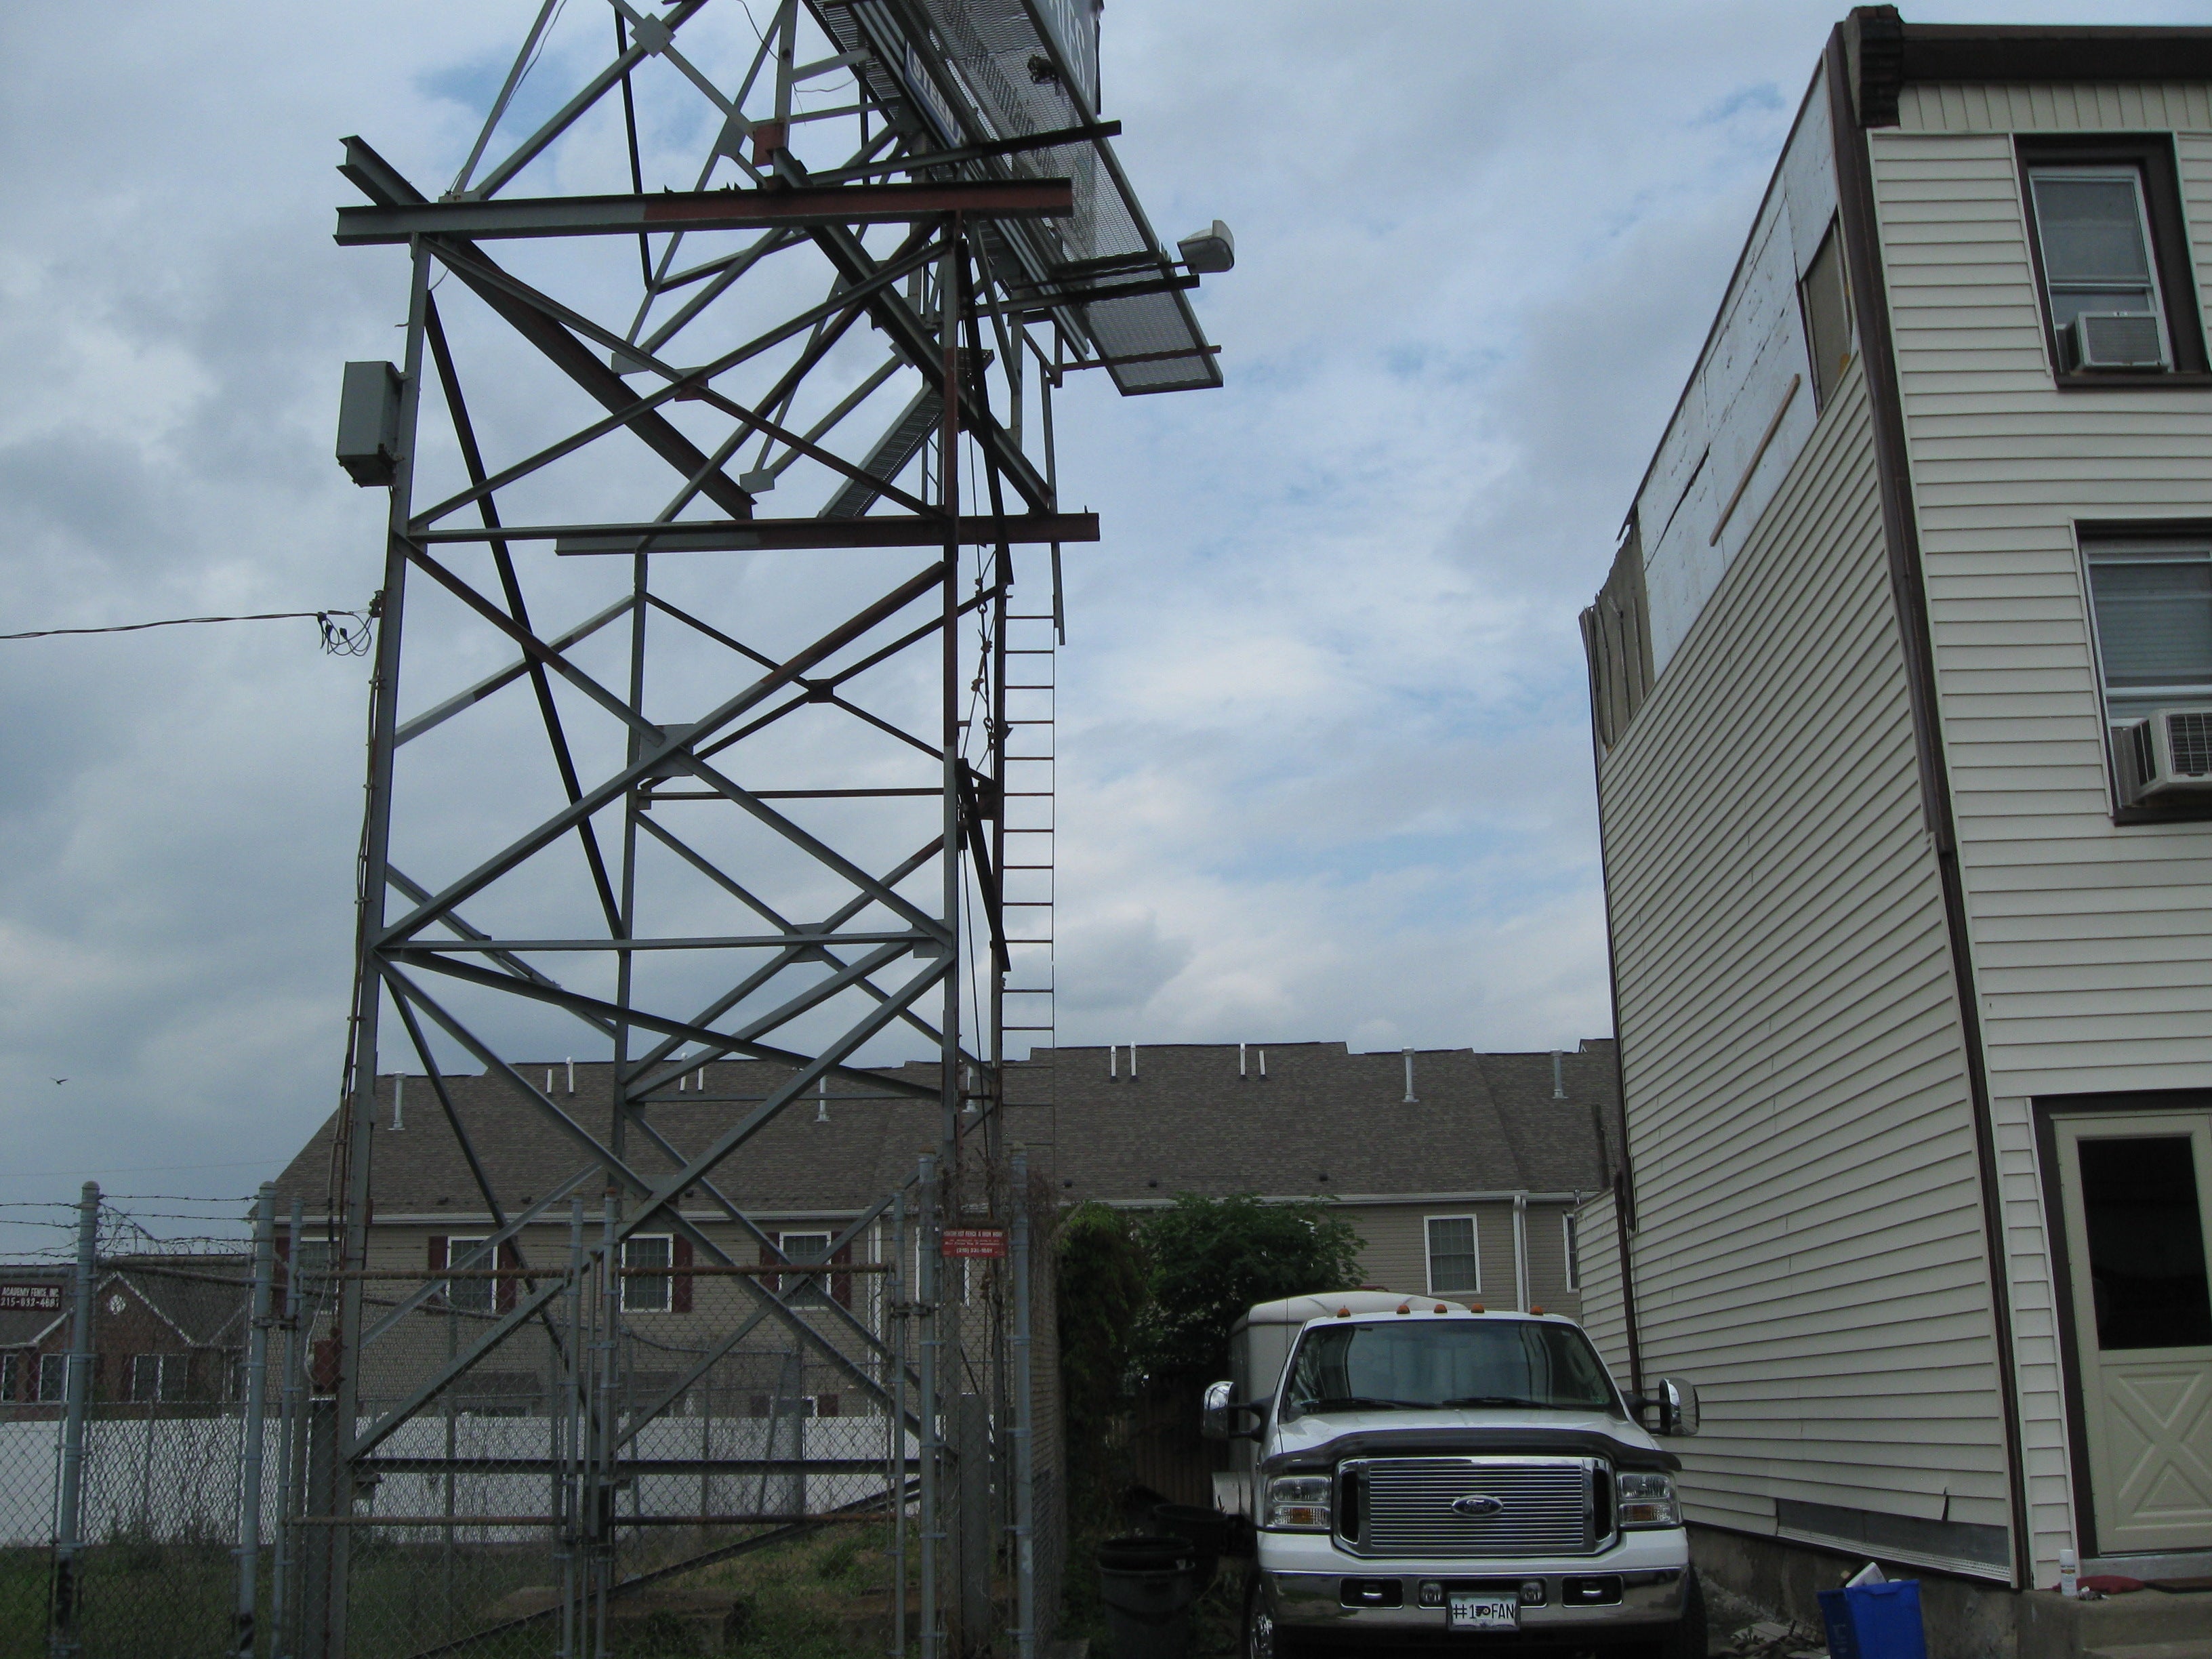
left=1826, top=26, right=2031, bottom=1590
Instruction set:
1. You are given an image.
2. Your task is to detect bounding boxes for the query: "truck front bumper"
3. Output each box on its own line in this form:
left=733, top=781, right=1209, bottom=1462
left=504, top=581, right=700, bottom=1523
left=1257, top=1526, right=1692, bottom=1646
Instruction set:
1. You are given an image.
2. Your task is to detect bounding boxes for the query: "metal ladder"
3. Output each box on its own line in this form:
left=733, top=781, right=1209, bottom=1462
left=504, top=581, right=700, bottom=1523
left=998, top=605, right=1056, bottom=1063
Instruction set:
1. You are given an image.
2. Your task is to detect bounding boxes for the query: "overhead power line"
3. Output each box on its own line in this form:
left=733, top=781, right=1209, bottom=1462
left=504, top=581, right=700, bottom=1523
left=0, top=609, right=374, bottom=655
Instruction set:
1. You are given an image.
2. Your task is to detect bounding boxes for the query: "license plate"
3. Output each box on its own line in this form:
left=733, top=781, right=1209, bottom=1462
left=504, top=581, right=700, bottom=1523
left=1448, top=1593, right=1520, bottom=1632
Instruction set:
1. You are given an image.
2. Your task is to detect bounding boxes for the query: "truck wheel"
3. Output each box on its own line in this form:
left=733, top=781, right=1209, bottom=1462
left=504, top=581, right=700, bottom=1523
left=1602, top=1568, right=1706, bottom=1659
left=1243, top=1568, right=1301, bottom=1659
left=1654, top=1567, right=1707, bottom=1659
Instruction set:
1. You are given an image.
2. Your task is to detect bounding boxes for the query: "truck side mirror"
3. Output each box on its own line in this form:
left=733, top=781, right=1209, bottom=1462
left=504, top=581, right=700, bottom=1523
left=1652, top=1376, right=1699, bottom=1437
left=1202, top=1380, right=1236, bottom=1441
left=1202, top=1379, right=1264, bottom=1441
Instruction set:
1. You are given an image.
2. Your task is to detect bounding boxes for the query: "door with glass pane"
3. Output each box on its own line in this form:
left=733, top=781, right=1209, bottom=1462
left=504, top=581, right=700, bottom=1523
left=2055, top=1113, right=2212, bottom=1553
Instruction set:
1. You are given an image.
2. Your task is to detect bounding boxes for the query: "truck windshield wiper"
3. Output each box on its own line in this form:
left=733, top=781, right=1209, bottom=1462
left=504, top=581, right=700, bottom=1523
left=1439, top=1395, right=1547, bottom=1408
left=1296, top=1397, right=1424, bottom=1413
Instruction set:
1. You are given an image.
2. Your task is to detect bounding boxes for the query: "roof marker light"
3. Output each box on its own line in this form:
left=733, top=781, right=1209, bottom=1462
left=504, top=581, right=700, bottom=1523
left=1433, top=1304, right=1448, bottom=1314
left=1336, top=1306, right=1351, bottom=1318
left=1396, top=1301, right=1410, bottom=1315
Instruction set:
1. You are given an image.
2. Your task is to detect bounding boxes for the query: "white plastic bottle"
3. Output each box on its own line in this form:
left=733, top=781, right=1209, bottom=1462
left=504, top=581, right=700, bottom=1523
left=2058, top=1547, right=2080, bottom=1599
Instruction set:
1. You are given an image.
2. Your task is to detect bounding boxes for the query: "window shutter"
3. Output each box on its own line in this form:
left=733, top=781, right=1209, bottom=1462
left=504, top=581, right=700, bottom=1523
left=832, top=1240, right=853, bottom=1308
left=759, top=1238, right=779, bottom=1297
left=495, top=1242, right=519, bottom=1313
left=428, top=1235, right=448, bottom=1299
left=672, top=1236, right=694, bottom=1313
left=748, top=1393, right=769, bottom=1418
left=817, top=1391, right=840, bottom=1417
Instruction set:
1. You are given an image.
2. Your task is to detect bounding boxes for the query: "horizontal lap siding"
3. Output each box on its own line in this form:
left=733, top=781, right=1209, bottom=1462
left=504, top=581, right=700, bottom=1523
left=1597, top=365, right=2007, bottom=1547
left=1872, top=121, right=2212, bottom=1582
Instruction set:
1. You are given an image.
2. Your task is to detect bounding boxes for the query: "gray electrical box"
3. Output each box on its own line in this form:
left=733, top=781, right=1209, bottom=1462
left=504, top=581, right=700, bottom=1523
left=335, top=361, right=404, bottom=487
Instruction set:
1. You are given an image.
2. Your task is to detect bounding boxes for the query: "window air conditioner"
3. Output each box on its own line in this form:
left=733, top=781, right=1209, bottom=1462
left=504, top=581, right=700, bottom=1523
left=2071, top=312, right=2167, bottom=371
left=2114, top=706, right=2212, bottom=804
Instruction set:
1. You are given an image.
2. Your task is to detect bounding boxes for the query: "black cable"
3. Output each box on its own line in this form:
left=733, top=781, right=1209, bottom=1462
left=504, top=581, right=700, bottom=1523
left=0, top=609, right=373, bottom=655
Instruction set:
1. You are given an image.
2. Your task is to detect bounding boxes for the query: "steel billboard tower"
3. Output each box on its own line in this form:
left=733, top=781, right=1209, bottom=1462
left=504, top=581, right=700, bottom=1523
left=311, top=2, right=1223, bottom=1654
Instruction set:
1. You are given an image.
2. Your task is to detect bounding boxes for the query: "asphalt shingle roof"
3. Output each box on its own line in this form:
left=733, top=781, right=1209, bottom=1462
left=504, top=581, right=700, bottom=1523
left=271, top=1040, right=1619, bottom=1217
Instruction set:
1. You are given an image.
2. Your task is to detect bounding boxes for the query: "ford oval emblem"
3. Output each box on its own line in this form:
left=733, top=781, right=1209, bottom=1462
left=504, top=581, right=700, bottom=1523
left=1450, top=1494, right=1504, bottom=1517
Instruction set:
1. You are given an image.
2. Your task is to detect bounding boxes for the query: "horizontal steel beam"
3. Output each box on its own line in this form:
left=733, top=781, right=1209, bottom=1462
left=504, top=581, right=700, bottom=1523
left=541, top=512, right=1098, bottom=555
left=337, top=180, right=1073, bottom=245
left=361, top=1457, right=912, bottom=1475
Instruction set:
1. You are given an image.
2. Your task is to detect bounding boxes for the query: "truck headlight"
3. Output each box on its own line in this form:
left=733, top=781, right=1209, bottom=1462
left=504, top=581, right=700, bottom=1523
left=1264, top=1475, right=1332, bottom=1532
left=1617, top=1471, right=1679, bottom=1528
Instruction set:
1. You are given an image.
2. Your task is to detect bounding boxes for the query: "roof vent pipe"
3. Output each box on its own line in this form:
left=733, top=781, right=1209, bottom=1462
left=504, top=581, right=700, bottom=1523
left=391, top=1073, right=405, bottom=1132
left=1130, top=1043, right=1138, bottom=1082
left=815, top=1076, right=830, bottom=1125
left=1403, top=1048, right=1417, bottom=1105
left=1258, top=1048, right=1267, bottom=1080
left=566, top=1057, right=575, bottom=1095
left=1551, top=1050, right=1566, bottom=1099
left=1238, top=1042, right=1247, bottom=1080
left=1109, top=1045, right=1117, bottom=1081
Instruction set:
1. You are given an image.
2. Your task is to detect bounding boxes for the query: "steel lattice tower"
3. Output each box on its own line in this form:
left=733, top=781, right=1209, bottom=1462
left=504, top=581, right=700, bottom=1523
left=308, top=3, right=1223, bottom=1655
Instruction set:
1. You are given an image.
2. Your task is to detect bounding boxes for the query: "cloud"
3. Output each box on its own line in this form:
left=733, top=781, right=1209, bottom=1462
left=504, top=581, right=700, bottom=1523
left=0, top=0, right=2203, bottom=1250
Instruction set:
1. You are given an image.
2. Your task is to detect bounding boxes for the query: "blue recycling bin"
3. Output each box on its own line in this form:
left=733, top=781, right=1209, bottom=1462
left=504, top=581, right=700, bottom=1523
left=1818, top=1580, right=1927, bottom=1659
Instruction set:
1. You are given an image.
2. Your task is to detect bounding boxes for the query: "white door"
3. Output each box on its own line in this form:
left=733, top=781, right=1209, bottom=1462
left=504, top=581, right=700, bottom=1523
left=2055, top=1111, right=2212, bottom=1555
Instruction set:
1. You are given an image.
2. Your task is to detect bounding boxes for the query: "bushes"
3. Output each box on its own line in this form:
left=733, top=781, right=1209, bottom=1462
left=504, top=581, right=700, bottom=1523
left=1053, top=1193, right=1364, bottom=1500
left=1137, top=1195, right=1364, bottom=1387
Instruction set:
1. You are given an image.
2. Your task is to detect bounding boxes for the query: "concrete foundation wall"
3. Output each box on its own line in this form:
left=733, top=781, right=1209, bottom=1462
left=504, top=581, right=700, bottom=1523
left=1690, top=1524, right=2022, bottom=1659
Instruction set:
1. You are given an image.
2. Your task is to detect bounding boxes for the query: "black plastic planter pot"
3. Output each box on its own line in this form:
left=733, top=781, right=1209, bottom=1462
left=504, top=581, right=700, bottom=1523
left=1150, top=1502, right=1236, bottom=1587
left=1097, top=1535, right=1205, bottom=1659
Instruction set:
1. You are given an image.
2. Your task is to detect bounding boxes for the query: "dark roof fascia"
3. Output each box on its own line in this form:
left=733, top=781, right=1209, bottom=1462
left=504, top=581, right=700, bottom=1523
left=1901, top=23, right=2212, bottom=85
left=1091, top=1190, right=1591, bottom=1211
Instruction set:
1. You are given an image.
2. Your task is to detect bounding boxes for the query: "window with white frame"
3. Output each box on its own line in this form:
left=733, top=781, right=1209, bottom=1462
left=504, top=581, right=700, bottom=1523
left=2028, top=165, right=2169, bottom=369
left=1425, top=1216, right=1481, bottom=1296
left=446, top=1237, right=495, bottom=1314
left=37, top=1353, right=69, bottom=1403
left=0, top=1353, right=16, bottom=1401
left=1563, top=1214, right=1581, bottom=1292
left=779, top=1232, right=832, bottom=1305
left=2085, top=539, right=2212, bottom=720
left=2015, top=131, right=2212, bottom=380
left=621, top=1235, right=674, bottom=1313
left=2082, top=537, right=2212, bottom=806
left=130, top=1353, right=188, bottom=1403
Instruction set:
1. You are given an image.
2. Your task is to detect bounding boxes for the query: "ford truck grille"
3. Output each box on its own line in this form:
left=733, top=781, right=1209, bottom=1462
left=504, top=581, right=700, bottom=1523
left=1341, top=1456, right=1601, bottom=1558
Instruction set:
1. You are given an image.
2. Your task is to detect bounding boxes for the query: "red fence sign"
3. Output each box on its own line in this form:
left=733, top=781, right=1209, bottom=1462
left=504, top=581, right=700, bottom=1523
left=941, top=1229, right=1008, bottom=1259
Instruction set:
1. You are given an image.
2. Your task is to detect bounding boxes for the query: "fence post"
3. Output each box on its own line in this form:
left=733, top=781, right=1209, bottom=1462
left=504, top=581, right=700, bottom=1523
left=1008, top=1149, right=1036, bottom=1659
left=49, top=1180, right=98, bottom=1659
left=271, top=1200, right=304, bottom=1658
left=236, top=1183, right=278, bottom=1658
left=916, top=1153, right=940, bottom=1659
left=888, top=1185, right=907, bottom=1659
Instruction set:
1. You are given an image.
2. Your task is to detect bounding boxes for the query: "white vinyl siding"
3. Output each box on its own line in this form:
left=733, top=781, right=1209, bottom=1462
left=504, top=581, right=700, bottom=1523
left=1898, top=82, right=2212, bottom=137
left=1870, top=121, right=2212, bottom=1582
left=1597, top=359, right=2011, bottom=1564
left=1574, top=1189, right=1631, bottom=1388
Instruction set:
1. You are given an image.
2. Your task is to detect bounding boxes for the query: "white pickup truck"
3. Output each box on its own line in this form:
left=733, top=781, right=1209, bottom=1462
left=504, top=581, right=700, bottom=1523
left=1202, top=1291, right=1704, bottom=1658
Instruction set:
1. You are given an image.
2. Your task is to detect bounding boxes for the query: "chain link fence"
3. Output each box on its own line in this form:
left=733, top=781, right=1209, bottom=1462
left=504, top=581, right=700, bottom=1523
left=0, top=1175, right=1065, bottom=1659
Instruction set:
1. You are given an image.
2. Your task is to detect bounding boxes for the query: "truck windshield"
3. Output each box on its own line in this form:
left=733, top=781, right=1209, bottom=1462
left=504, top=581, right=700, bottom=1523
left=1280, top=1320, right=1619, bottom=1420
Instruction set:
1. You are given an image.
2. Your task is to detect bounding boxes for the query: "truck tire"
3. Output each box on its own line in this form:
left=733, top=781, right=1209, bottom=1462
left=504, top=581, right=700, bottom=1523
left=1666, top=1565, right=1708, bottom=1659
left=1613, top=1567, right=1706, bottom=1659
left=1242, top=1567, right=1305, bottom=1659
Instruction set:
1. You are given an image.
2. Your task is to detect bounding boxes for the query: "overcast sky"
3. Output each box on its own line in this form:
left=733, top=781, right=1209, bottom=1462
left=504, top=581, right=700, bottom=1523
left=0, top=0, right=2203, bottom=1252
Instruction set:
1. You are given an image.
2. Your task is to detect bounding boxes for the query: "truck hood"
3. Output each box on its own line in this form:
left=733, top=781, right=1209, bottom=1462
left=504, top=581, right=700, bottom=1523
left=1263, top=1408, right=1680, bottom=1474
